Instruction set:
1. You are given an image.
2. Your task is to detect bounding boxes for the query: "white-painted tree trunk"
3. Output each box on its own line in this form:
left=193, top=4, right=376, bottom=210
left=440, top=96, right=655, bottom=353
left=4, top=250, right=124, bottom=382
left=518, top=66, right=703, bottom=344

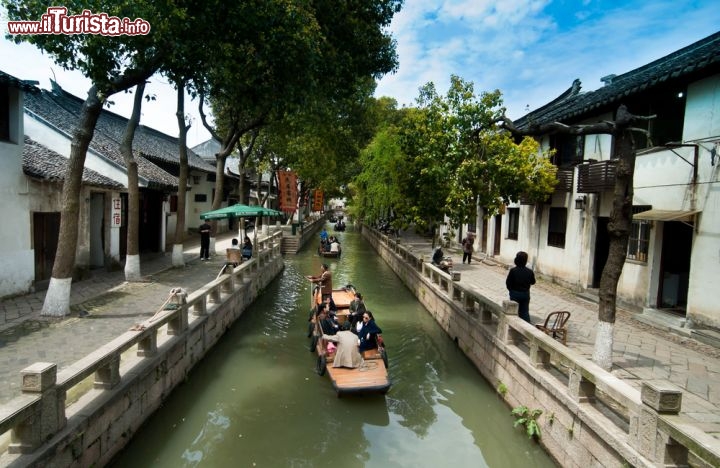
left=592, top=321, right=615, bottom=371
left=172, top=244, right=185, bottom=267
left=41, top=277, right=72, bottom=316
left=209, top=236, right=216, bottom=257
left=124, top=254, right=142, bottom=281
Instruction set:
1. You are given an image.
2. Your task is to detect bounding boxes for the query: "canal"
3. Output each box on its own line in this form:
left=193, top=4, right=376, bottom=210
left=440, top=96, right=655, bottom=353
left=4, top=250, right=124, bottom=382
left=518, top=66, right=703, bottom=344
left=111, top=226, right=557, bottom=467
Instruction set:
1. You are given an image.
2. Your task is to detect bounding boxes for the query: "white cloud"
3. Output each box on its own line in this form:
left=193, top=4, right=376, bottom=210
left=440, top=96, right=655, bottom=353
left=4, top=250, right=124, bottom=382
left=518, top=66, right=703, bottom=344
left=376, top=0, right=720, bottom=120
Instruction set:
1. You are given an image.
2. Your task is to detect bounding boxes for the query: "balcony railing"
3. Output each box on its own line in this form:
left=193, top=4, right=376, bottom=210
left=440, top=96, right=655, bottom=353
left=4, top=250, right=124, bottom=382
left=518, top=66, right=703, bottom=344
left=555, top=168, right=574, bottom=192
left=519, top=167, right=574, bottom=204
left=577, top=160, right=617, bottom=193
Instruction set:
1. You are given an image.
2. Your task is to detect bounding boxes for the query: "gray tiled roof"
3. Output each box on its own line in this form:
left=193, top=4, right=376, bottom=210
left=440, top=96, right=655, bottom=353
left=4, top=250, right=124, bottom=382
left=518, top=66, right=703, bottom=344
left=515, top=31, right=720, bottom=128
left=23, top=136, right=124, bottom=189
left=23, top=83, right=214, bottom=190
left=0, top=70, right=39, bottom=92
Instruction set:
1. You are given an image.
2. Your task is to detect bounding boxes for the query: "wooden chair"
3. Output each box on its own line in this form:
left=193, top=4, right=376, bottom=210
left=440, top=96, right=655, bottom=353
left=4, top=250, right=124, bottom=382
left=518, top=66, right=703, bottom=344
left=226, top=248, right=242, bottom=266
left=535, top=311, right=571, bottom=345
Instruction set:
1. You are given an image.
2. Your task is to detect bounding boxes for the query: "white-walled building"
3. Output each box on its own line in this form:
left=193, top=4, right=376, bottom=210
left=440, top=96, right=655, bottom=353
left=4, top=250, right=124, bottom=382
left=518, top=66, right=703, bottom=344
left=469, top=32, right=720, bottom=331
left=0, top=73, right=225, bottom=298
left=0, top=72, right=36, bottom=297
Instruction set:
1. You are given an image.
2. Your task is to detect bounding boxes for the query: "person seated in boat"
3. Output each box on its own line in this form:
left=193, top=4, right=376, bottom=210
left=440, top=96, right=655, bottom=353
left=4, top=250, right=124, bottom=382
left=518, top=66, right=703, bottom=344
left=357, top=311, right=382, bottom=352
left=316, top=308, right=339, bottom=336
left=307, top=263, right=333, bottom=300
left=322, top=330, right=363, bottom=368
left=323, top=295, right=337, bottom=314
left=242, top=237, right=253, bottom=259
left=329, top=238, right=341, bottom=253
left=348, top=292, right=366, bottom=328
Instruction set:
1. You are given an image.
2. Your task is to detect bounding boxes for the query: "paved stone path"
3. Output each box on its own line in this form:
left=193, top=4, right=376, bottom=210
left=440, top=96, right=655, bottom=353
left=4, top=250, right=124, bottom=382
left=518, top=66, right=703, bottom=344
left=1, top=228, right=719, bottom=442
left=0, top=232, right=237, bottom=404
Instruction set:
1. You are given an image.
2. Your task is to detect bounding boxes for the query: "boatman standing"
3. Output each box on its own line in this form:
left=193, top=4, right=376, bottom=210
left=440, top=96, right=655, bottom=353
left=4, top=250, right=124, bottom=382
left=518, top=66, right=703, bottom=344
left=306, top=263, right=333, bottom=300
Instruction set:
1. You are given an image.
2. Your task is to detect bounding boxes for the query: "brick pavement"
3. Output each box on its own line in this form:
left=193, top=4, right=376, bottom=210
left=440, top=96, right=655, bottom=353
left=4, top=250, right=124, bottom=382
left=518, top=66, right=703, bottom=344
left=400, top=231, right=720, bottom=437
left=0, top=231, right=237, bottom=404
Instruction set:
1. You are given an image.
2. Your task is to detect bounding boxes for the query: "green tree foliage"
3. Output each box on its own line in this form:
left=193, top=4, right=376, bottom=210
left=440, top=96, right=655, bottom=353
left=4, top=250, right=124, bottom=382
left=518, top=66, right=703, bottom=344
left=353, top=75, right=556, bottom=234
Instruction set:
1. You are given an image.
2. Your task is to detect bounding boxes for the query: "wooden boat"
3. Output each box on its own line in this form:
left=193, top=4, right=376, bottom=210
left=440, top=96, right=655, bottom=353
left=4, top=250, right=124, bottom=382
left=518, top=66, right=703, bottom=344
left=316, top=338, right=390, bottom=396
left=307, top=284, right=390, bottom=396
left=318, top=248, right=341, bottom=258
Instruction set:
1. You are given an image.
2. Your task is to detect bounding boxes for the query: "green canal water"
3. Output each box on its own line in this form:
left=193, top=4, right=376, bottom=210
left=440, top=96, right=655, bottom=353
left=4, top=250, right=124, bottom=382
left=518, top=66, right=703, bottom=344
left=111, top=226, right=557, bottom=468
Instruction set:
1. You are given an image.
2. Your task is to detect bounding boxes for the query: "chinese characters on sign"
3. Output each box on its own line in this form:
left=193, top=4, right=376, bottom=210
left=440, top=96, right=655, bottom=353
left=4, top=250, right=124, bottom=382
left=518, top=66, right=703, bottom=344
left=312, top=190, right=324, bottom=212
left=277, top=170, right=298, bottom=213
left=111, top=197, right=122, bottom=227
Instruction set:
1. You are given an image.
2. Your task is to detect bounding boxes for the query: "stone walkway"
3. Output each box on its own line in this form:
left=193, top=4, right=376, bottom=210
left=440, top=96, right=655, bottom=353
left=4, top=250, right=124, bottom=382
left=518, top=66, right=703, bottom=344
left=1, top=228, right=719, bottom=443
left=398, top=231, right=720, bottom=438
left=0, top=232, right=237, bottom=404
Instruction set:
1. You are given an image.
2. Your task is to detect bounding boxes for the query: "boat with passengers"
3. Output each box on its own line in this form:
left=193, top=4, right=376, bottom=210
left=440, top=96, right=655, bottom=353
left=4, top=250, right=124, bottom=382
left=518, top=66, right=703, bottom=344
left=305, top=282, right=390, bottom=396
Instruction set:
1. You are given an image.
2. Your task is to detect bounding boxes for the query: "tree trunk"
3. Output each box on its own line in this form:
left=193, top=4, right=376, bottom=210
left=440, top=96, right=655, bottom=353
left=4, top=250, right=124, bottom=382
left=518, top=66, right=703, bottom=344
left=121, top=83, right=145, bottom=281
left=592, top=127, right=636, bottom=370
left=42, top=86, right=103, bottom=316
left=173, top=81, right=189, bottom=267
left=209, top=153, right=229, bottom=254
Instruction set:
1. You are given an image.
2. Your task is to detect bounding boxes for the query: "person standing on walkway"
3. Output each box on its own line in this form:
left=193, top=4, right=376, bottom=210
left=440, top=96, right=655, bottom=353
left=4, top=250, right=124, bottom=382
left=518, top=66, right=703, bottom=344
left=506, top=251, right=536, bottom=323
left=461, top=232, right=475, bottom=264
left=199, top=219, right=212, bottom=261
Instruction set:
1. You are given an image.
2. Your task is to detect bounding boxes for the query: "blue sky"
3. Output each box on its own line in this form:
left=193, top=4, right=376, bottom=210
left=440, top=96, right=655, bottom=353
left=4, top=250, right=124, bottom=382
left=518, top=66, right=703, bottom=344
left=375, top=0, right=720, bottom=118
left=2, top=1, right=719, bottom=145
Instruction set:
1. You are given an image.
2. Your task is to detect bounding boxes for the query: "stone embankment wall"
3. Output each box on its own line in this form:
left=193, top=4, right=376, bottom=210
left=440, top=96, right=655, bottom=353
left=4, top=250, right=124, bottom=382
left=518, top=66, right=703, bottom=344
left=0, top=233, right=284, bottom=467
left=362, top=227, right=719, bottom=468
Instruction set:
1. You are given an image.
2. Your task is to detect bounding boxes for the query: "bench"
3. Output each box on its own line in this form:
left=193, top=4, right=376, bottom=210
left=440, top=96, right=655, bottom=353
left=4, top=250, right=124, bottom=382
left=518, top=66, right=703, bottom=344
left=535, top=311, right=571, bottom=345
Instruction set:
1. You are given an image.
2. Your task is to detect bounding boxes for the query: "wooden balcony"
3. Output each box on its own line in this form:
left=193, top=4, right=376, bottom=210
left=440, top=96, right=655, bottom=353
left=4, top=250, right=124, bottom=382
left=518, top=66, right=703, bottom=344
left=577, top=160, right=617, bottom=193
left=519, top=168, right=574, bottom=204
left=555, top=168, right=574, bottom=193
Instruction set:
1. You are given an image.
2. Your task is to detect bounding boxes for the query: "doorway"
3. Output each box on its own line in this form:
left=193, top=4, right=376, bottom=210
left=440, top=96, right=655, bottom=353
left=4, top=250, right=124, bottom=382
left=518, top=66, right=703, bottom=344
left=657, top=222, right=692, bottom=314
left=493, top=214, right=502, bottom=256
left=89, top=193, right=105, bottom=268
left=32, top=212, right=60, bottom=282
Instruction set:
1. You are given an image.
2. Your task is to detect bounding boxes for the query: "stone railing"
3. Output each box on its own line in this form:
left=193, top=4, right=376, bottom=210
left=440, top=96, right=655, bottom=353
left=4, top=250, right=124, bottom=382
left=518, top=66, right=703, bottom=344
left=0, top=231, right=284, bottom=465
left=365, top=226, right=719, bottom=468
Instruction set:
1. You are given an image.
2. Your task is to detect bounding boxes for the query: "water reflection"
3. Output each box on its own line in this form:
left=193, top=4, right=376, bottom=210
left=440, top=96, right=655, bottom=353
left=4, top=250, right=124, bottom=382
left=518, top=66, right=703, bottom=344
left=111, top=225, right=556, bottom=467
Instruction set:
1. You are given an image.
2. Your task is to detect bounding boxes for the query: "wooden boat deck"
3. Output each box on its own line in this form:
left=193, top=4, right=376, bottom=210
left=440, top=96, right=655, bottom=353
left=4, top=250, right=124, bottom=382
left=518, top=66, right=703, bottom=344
left=326, top=359, right=390, bottom=395
left=325, top=350, right=390, bottom=396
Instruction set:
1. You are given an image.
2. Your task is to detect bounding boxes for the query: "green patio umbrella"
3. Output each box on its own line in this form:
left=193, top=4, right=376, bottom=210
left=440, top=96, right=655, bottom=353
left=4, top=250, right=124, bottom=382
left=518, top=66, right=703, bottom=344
left=201, top=204, right=283, bottom=254
left=200, top=204, right=283, bottom=220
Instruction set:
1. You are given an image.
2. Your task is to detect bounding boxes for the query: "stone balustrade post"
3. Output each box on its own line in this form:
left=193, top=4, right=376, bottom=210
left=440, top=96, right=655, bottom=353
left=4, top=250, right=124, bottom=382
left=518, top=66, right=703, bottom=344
left=167, top=288, right=188, bottom=336
left=94, top=355, right=120, bottom=389
left=568, top=367, right=596, bottom=403
left=137, top=331, right=157, bottom=357
left=10, top=363, right=64, bottom=454
left=498, top=300, right=520, bottom=344
left=631, top=381, right=687, bottom=466
left=221, top=274, right=234, bottom=294
left=192, top=297, right=207, bottom=316
left=208, top=286, right=221, bottom=304
left=530, top=342, right=550, bottom=368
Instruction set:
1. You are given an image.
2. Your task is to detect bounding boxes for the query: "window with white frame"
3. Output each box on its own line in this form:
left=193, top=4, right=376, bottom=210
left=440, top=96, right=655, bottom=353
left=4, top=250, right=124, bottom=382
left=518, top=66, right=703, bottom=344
left=547, top=207, right=567, bottom=248
left=507, top=208, right=519, bottom=240
left=628, top=206, right=652, bottom=262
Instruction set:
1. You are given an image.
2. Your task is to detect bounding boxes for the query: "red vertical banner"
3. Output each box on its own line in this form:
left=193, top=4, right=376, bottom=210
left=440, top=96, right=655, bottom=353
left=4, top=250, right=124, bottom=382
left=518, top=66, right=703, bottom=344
left=277, top=170, right=298, bottom=213
left=312, top=189, right=324, bottom=212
